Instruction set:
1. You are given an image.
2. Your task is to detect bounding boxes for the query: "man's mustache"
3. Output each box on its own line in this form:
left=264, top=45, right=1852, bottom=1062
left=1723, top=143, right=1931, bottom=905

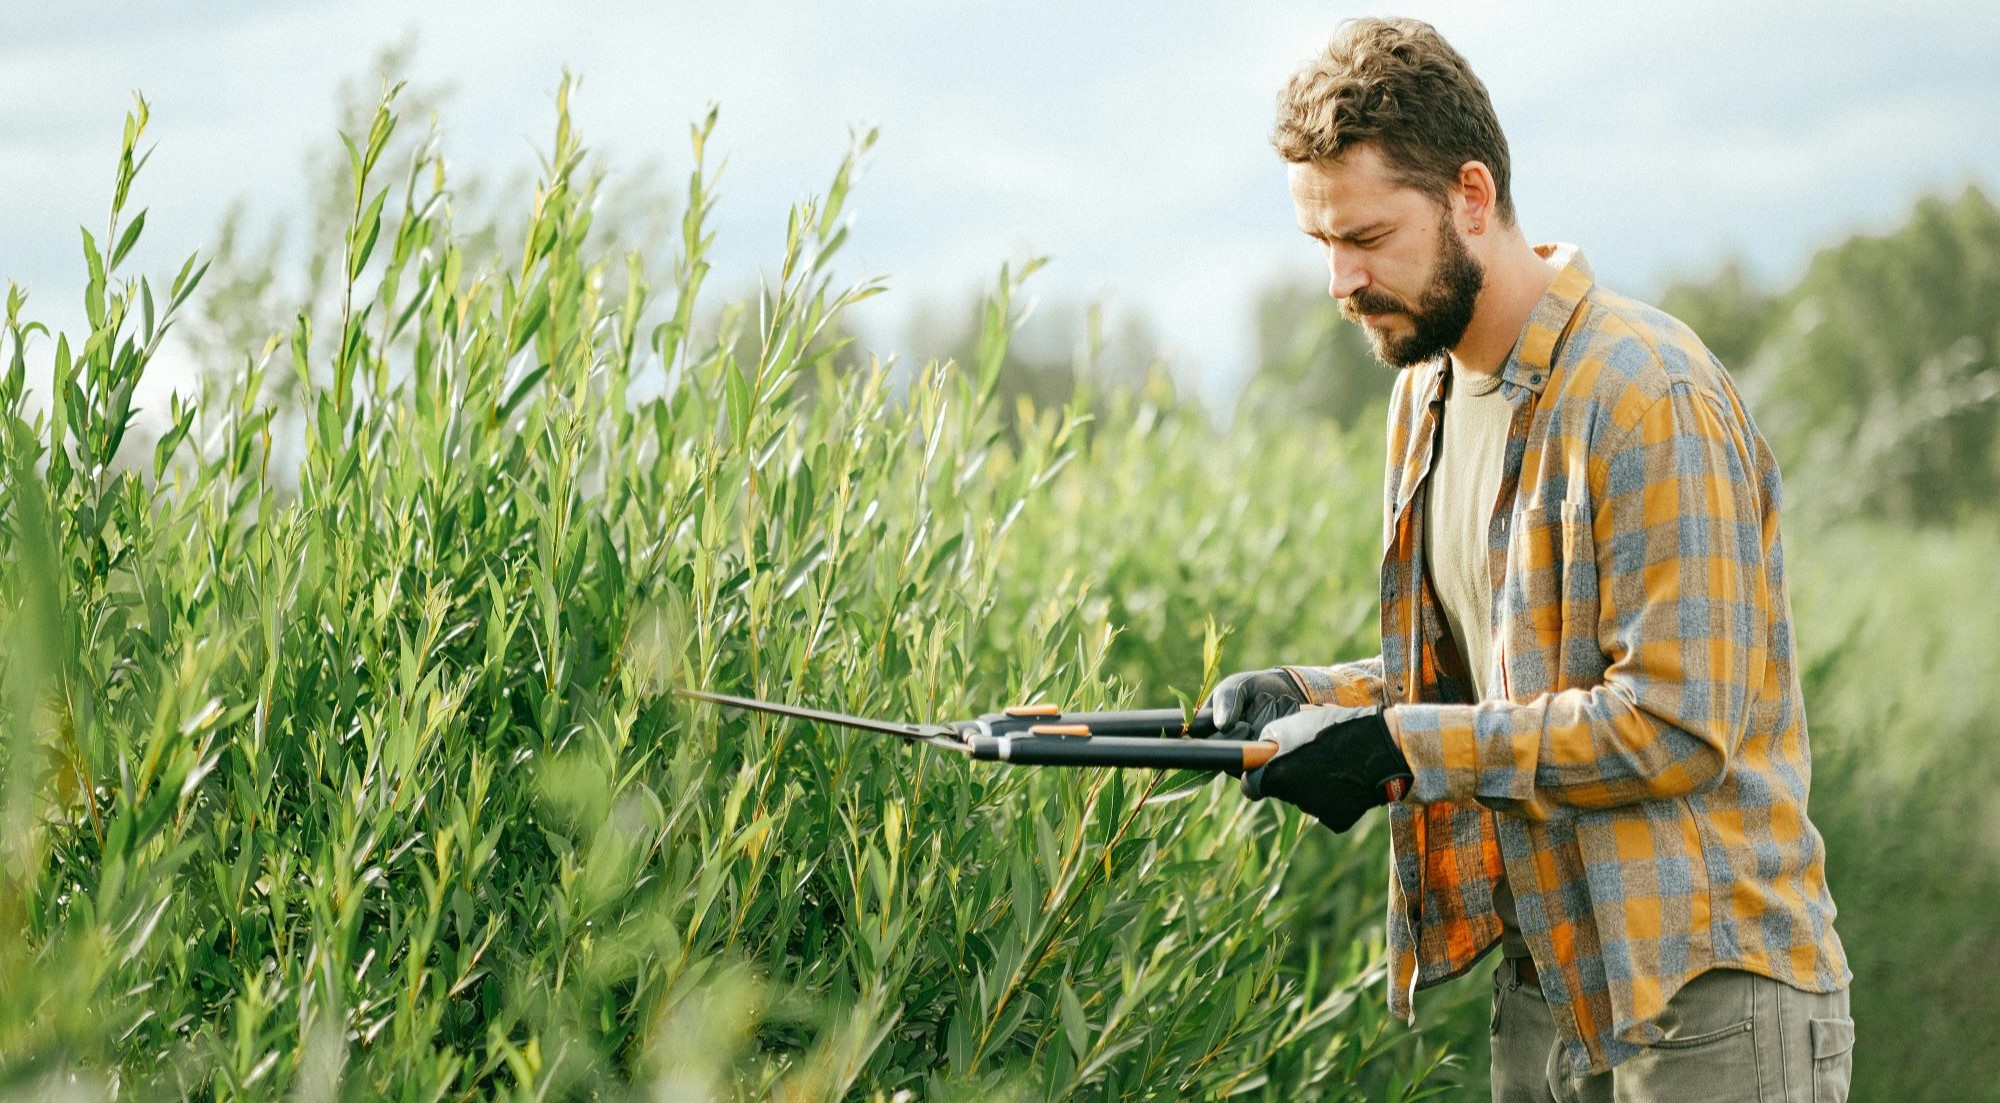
left=1341, top=290, right=1408, bottom=321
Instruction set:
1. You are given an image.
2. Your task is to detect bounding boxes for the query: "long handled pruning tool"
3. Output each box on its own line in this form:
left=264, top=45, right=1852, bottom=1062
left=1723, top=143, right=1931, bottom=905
left=674, top=688, right=1279, bottom=774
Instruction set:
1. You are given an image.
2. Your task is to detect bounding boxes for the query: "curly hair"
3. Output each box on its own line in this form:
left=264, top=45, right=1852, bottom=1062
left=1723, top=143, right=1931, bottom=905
left=1273, top=18, right=1515, bottom=224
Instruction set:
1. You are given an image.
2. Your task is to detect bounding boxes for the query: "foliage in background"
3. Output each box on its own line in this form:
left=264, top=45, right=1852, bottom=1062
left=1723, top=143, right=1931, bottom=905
left=1666, top=187, right=2000, bottom=519
left=1780, top=515, right=2000, bottom=1103
left=1243, top=278, right=1392, bottom=431
left=902, top=296, right=1172, bottom=427
left=0, top=86, right=1467, bottom=1101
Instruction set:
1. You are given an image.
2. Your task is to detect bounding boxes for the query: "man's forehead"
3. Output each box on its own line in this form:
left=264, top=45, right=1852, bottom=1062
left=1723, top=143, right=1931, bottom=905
left=1289, top=154, right=1413, bottom=235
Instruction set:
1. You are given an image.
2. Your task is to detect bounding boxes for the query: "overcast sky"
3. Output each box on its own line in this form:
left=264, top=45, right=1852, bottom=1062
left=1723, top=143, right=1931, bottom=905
left=3, top=1, right=1997, bottom=406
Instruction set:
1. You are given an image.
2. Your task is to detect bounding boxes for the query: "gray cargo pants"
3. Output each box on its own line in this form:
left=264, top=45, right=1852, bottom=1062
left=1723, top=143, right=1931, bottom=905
left=1489, top=958, right=1854, bottom=1102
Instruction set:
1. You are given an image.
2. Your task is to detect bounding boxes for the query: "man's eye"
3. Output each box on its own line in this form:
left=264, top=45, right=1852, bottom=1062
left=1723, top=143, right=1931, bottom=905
left=1356, top=234, right=1387, bottom=248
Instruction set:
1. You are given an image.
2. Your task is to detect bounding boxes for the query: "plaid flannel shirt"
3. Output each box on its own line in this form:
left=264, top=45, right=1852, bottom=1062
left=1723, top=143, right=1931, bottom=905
left=1284, top=244, right=1849, bottom=1073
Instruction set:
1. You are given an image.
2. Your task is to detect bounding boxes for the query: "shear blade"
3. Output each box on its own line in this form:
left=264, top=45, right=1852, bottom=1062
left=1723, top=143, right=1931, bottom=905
left=675, top=687, right=967, bottom=751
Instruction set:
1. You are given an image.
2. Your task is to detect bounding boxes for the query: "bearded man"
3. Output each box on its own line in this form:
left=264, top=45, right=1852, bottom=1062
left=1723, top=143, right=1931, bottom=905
left=1205, top=17, right=1854, bottom=1101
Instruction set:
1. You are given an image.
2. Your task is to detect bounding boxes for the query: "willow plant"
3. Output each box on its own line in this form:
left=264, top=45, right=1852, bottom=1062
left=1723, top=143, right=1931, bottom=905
left=0, top=83, right=1459, bottom=1101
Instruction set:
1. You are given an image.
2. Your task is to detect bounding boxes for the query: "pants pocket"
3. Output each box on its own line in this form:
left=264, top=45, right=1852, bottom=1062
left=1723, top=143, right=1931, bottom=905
left=1646, top=967, right=1756, bottom=1048
left=1645, top=1018, right=1754, bottom=1050
left=1617, top=970, right=1759, bottom=1096
left=1810, top=1017, right=1855, bottom=1102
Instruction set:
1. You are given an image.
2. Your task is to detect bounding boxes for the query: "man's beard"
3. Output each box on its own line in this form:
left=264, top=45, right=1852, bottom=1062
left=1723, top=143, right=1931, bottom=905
left=1342, top=224, right=1485, bottom=368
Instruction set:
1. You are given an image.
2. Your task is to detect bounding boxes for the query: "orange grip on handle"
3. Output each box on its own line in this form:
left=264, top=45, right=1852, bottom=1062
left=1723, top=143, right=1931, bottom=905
left=1241, top=741, right=1279, bottom=769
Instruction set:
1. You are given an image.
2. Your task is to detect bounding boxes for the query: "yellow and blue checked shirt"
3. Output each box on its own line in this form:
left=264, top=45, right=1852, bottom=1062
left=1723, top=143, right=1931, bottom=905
left=1284, top=244, right=1849, bottom=1074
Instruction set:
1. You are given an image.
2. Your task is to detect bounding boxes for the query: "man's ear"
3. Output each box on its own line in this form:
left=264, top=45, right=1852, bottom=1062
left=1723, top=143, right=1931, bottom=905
left=1456, top=160, right=1498, bottom=234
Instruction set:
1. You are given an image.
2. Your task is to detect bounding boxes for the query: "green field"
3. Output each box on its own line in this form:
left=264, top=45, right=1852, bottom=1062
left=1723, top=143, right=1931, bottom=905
left=1, top=86, right=1995, bottom=1101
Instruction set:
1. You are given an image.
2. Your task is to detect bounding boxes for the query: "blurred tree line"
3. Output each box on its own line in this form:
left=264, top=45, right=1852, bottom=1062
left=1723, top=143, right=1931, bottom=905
left=1668, top=186, right=2000, bottom=519
left=902, top=292, right=1179, bottom=418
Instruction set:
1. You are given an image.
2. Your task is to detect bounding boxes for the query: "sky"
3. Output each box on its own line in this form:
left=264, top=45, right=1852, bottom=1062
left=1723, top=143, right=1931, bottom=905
left=3, top=0, right=1998, bottom=408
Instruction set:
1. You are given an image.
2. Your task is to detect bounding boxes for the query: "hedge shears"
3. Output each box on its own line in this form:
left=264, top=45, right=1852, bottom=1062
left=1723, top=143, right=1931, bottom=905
left=673, top=688, right=1280, bottom=774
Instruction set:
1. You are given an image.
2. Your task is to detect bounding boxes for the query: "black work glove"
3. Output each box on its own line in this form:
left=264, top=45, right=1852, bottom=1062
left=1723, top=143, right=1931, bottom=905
left=1204, top=667, right=1309, bottom=739
left=1240, top=703, right=1413, bottom=833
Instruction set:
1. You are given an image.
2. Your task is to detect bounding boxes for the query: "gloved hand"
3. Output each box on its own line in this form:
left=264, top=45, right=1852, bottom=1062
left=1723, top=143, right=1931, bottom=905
left=1204, top=667, right=1310, bottom=738
left=1240, top=703, right=1412, bottom=833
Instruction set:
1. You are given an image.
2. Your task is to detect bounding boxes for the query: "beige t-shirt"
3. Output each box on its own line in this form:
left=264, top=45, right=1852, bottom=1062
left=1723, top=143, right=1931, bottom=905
left=1423, top=356, right=1529, bottom=958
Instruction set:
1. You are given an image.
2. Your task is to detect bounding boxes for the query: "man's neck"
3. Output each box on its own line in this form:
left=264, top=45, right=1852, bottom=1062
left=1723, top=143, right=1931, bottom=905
left=1450, top=230, right=1561, bottom=377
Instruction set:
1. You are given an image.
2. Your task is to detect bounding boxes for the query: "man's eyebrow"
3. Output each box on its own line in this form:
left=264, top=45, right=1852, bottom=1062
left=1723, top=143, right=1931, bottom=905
left=1303, top=220, right=1392, bottom=243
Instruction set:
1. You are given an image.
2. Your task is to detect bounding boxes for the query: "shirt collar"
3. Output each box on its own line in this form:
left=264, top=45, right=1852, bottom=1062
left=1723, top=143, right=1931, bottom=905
left=1416, top=241, right=1600, bottom=409
left=1499, top=243, right=1593, bottom=396
left=1416, top=242, right=1594, bottom=406
left=1395, top=245, right=1592, bottom=522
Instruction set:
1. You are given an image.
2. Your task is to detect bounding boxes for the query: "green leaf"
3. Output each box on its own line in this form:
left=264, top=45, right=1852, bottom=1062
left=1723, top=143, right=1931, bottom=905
left=348, top=187, right=389, bottom=281
left=81, top=227, right=106, bottom=326
left=110, top=209, right=147, bottom=271
left=724, top=360, right=750, bottom=442
left=509, top=279, right=550, bottom=355
left=339, top=130, right=364, bottom=193
left=1059, top=980, right=1089, bottom=1059
left=495, top=362, right=550, bottom=425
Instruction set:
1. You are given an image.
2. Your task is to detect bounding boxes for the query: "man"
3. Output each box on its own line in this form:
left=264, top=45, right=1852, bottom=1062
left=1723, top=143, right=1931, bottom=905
left=1205, top=18, right=1853, bottom=1101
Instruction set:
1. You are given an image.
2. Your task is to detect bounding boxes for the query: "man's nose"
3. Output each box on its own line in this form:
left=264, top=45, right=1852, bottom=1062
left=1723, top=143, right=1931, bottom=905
left=1326, top=245, right=1369, bottom=300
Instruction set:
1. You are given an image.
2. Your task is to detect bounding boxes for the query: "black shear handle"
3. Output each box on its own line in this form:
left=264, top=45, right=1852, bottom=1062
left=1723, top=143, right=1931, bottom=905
left=965, top=733, right=1276, bottom=774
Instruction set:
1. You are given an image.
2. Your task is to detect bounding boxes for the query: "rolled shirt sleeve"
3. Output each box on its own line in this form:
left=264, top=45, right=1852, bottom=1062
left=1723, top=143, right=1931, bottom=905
left=1283, top=657, right=1388, bottom=710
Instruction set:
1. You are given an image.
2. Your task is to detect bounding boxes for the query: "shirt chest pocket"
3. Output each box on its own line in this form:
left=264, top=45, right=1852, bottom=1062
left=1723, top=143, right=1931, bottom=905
left=1505, top=494, right=1598, bottom=641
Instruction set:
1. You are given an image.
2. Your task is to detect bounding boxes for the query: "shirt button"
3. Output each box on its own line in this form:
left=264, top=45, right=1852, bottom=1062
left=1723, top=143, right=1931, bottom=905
left=1531, top=374, right=1542, bottom=384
